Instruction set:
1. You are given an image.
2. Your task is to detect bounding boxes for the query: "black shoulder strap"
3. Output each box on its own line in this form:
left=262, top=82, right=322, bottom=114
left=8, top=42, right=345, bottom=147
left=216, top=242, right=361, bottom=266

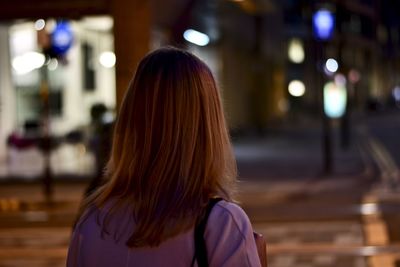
left=193, top=198, right=223, bottom=267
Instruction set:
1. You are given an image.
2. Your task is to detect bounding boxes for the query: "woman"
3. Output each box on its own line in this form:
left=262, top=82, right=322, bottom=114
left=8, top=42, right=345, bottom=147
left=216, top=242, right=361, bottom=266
left=67, top=47, right=262, bottom=267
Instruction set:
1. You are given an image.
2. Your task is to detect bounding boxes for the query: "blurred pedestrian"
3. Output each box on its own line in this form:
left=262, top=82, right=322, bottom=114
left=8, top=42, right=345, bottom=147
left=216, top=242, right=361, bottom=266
left=85, top=103, right=113, bottom=196
left=67, top=47, right=262, bottom=267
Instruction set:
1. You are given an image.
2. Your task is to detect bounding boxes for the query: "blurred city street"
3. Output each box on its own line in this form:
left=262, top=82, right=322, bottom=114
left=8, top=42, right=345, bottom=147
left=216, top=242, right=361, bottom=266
left=1, top=0, right=400, bottom=266
left=1, top=111, right=400, bottom=267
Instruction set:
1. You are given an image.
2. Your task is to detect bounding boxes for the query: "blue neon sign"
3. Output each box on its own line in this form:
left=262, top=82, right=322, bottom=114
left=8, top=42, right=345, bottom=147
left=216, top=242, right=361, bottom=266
left=313, top=9, right=335, bottom=40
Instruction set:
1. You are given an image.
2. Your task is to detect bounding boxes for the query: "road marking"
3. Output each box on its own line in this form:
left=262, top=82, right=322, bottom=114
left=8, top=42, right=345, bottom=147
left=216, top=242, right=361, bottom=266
left=360, top=131, right=400, bottom=191
left=0, top=247, right=67, bottom=259
left=266, top=243, right=400, bottom=256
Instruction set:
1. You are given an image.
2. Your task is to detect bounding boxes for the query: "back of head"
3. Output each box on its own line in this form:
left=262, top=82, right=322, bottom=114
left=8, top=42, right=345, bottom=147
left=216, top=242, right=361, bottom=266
left=90, top=47, right=237, bottom=247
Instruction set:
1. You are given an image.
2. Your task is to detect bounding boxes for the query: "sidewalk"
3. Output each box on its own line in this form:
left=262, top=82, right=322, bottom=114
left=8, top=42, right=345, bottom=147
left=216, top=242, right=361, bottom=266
left=234, top=119, right=367, bottom=182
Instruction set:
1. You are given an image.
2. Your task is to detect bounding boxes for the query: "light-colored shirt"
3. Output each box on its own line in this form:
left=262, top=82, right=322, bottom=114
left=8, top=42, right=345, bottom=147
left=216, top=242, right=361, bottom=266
left=67, top=200, right=262, bottom=267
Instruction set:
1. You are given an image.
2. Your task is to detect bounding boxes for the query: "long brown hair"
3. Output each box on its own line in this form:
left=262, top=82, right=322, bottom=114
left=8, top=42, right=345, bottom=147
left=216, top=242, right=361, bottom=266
left=80, top=47, right=237, bottom=247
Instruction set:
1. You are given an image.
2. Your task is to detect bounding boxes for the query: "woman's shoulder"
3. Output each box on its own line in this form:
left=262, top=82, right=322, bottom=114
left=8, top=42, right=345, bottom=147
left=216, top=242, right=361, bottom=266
left=214, top=200, right=248, bottom=217
left=75, top=198, right=130, bottom=230
left=205, top=200, right=261, bottom=267
left=208, top=200, right=252, bottom=235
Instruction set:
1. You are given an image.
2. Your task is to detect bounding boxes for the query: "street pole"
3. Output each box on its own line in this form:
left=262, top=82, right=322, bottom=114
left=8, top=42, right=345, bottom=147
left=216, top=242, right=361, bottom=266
left=40, top=65, right=53, bottom=203
left=323, top=98, right=333, bottom=173
left=313, top=7, right=335, bottom=174
left=317, top=41, right=333, bottom=174
left=337, top=4, right=350, bottom=150
left=340, top=94, right=350, bottom=149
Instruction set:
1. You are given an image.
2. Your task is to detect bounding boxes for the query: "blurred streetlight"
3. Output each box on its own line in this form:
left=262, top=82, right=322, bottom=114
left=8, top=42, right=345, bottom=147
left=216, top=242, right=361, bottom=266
left=288, top=80, right=306, bottom=97
left=12, top=51, right=46, bottom=75
left=288, top=38, right=305, bottom=63
left=183, top=29, right=210, bottom=46
left=323, top=80, right=347, bottom=119
left=325, top=58, right=338, bottom=73
left=313, top=9, right=335, bottom=40
left=99, top=51, right=116, bottom=68
left=35, top=19, right=46, bottom=31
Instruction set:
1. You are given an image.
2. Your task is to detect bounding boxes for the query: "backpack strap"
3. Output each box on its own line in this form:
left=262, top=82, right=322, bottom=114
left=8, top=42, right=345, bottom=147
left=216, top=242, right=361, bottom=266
left=192, top=198, right=223, bottom=267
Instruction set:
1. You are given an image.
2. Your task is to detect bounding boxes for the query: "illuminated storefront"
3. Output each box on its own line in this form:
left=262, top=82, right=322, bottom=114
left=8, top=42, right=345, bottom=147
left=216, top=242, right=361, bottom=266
left=0, top=17, right=116, bottom=179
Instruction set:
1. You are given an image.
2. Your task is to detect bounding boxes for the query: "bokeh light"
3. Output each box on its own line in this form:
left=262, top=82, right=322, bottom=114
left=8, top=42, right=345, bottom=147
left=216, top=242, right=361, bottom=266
left=393, top=86, right=400, bottom=101
left=34, top=19, right=46, bottom=31
left=288, top=80, right=306, bottom=97
left=99, top=51, right=116, bottom=68
left=325, top=58, right=339, bottom=73
left=348, top=69, right=361, bottom=83
left=313, top=9, right=335, bottom=40
left=47, top=58, right=58, bottom=71
left=12, top=52, right=46, bottom=75
left=288, top=38, right=305, bottom=63
left=323, top=81, right=347, bottom=118
left=334, top=73, right=346, bottom=87
left=183, top=29, right=210, bottom=46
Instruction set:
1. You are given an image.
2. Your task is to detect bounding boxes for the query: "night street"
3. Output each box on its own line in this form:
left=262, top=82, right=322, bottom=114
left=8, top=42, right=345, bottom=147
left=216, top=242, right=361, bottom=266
left=1, top=1, right=400, bottom=265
